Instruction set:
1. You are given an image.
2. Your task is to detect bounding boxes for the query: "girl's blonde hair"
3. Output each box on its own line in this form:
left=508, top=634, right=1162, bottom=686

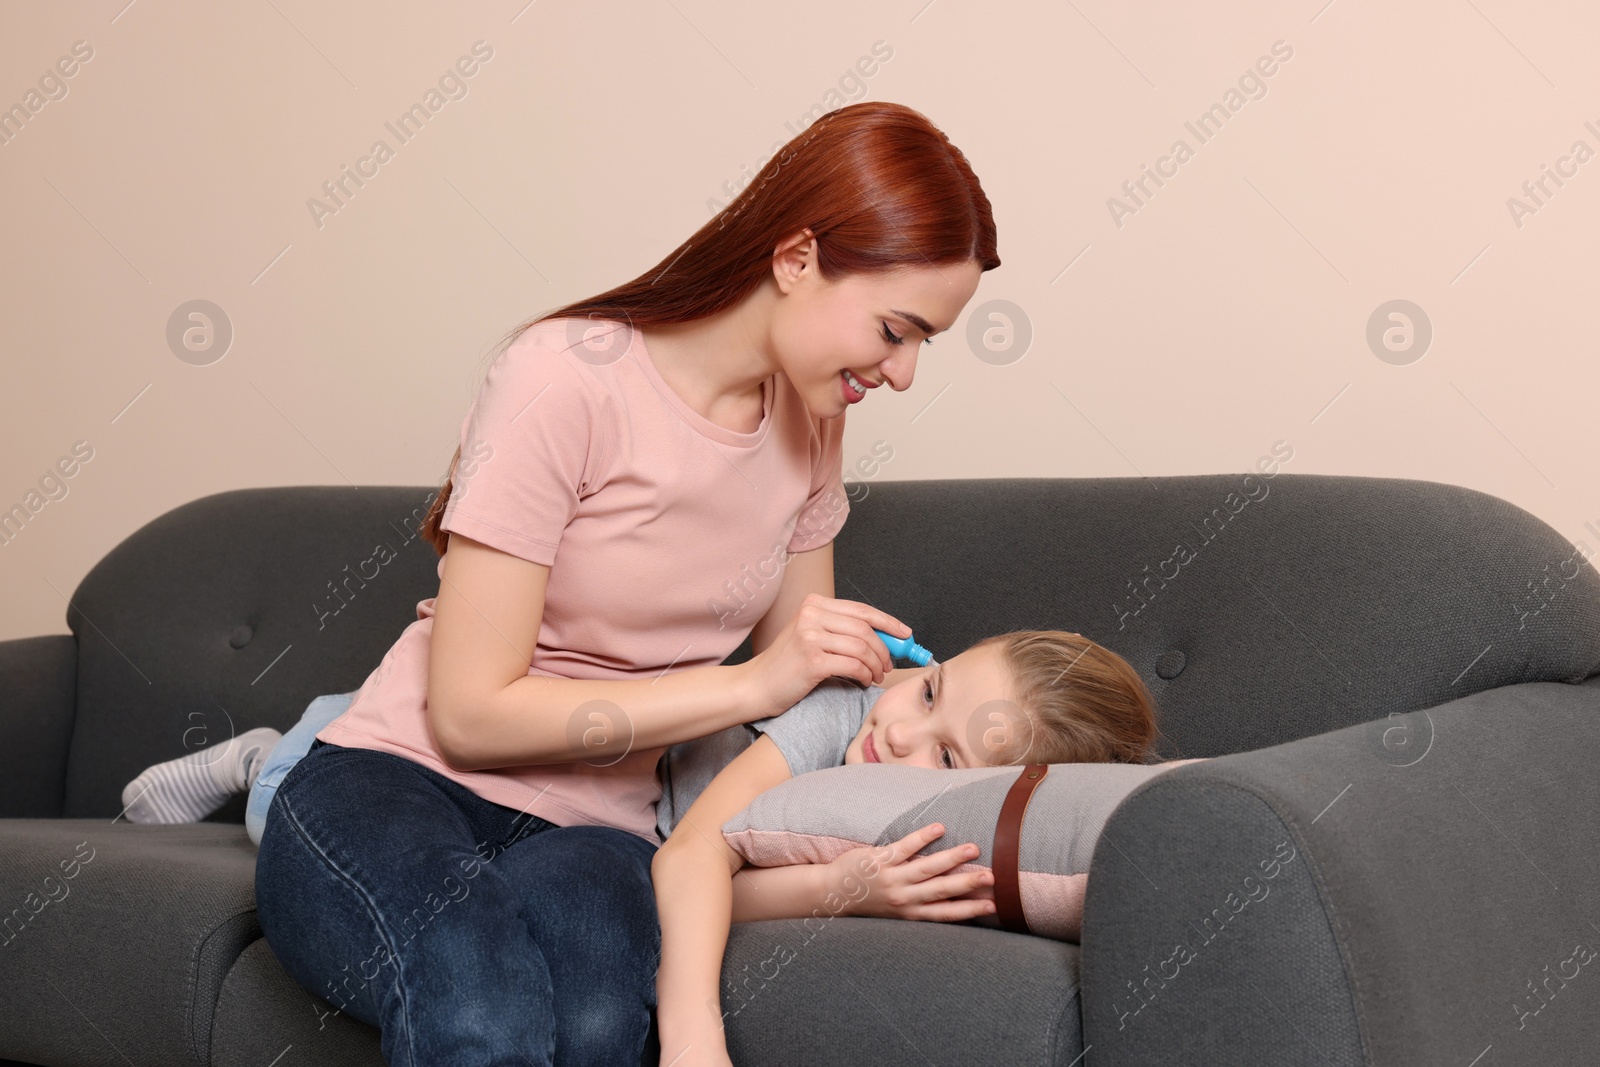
left=966, top=630, right=1162, bottom=766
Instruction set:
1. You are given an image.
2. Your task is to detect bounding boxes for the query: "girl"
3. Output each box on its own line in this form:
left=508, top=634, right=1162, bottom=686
left=120, top=630, right=1171, bottom=850
left=250, top=99, right=1000, bottom=1066
left=650, top=629, right=1200, bottom=1067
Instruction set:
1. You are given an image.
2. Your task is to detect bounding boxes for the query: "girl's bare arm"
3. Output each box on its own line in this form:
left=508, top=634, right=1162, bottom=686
left=653, top=735, right=796, bottom=1061
left=729, top=863, right=834, bottom=923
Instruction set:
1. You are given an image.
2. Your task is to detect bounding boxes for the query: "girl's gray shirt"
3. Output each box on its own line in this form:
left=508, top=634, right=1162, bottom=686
left=654, top=678, right=885, bottom=843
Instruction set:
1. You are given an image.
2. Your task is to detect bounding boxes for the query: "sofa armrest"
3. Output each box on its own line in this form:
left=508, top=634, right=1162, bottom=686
left=0, top=634, right=78, bottom=817
left=1079, top=675, right=1600, bottom=1066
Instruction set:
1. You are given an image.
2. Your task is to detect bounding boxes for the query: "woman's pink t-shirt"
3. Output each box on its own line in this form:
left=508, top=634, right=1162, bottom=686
left=314, top=317, right=850, bottom=843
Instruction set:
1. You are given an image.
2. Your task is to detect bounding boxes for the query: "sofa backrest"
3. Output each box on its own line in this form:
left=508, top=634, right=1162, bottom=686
left=64, top=486, right=446, bottom=818
left=60, top=474, right=1600, bottom=817
left=831, top=473, right=1600, bottom=762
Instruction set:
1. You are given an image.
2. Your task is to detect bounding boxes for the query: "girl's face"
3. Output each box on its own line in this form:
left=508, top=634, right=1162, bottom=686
left=843, top=644, right=1022, bottom=770
left=768, top=232, right=983, bottom=420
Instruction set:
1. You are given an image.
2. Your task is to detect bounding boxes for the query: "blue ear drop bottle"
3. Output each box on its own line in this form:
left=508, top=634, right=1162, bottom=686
left=873, top=629, right=936, bottom=667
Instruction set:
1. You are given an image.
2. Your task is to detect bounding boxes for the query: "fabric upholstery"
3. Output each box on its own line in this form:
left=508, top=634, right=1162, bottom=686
left=717, top=917, right=1084, bottom=1066
left=0, top=634, right=76, bottom=818
left=60, top=486, right=446, bottom=820
left=831, top=475, right=1600, bottom=761
left=1080, top=675, right=1600, bottom=1065
left=37, top=476, right=1600, bottom=827
left=203, top=914, right=1084, bottom=1067
left=0, top=820, right=260, bottom=1067
left=0, top=473, right=1596, bottom=1065
left=210, top=939, right=387, bottom=1067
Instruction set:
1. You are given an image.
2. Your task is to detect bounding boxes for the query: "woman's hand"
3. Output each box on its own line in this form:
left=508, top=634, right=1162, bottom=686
left=742, top=594, right=911, bottom=715
left=826, top=822, right=997, bottom=922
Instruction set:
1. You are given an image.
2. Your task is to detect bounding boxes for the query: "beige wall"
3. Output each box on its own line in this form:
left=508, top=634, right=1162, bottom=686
left=1, top=1, right=1596, bottom=641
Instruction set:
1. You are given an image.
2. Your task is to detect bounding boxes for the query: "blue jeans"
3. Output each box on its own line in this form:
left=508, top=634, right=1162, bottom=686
left=245, top=691, right=357, bottom=846
left=254, top=736, right=662, bottom=1065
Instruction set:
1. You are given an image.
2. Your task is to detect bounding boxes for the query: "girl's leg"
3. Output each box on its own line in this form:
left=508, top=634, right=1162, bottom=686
left=121, top=726, right=281, bottom=824
left=255, top=739, right=659, bottom=1066
left=245, top=691, right=357, bottom=845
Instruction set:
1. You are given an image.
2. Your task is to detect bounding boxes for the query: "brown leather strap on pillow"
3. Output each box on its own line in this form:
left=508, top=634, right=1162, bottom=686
left=992, top=763, right=1049, bottom=935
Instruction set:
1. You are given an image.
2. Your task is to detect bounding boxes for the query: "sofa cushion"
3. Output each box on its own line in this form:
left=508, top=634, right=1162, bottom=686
left=0, top=820, right=258, bottom=1066
left=206, top=914, right=1084, bottom=1067
left=210, top=939, right=386, bottom=1067
left=717, top=916, right=1084, bottom=1066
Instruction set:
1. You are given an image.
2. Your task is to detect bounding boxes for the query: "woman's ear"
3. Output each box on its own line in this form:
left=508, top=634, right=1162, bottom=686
left=770, top=227, right=818, bottom=294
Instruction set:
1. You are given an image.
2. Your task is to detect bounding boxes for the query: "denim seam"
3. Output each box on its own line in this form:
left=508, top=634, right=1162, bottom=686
left=275, top=787, right=418, bottom=1066
left=500, top=812, right=548, bottom=852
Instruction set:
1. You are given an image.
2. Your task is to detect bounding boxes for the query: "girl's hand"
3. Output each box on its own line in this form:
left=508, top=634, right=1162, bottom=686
left=743, top=594, right=911, bottom=715
left=826, top=822, right=998, bottom=923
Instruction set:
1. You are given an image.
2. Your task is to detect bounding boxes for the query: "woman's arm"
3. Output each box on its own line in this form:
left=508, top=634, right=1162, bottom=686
left=749, top=541, right=834, bottom=655
left=653, top=734, right=796, bottom=1063
left=429, top=533, right=772, bottom=770
left=431, top=534, right=906, bottom=771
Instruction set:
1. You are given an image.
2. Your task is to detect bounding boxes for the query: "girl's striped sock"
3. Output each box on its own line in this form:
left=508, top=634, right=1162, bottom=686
left=120, top=727, right=282, bottom=824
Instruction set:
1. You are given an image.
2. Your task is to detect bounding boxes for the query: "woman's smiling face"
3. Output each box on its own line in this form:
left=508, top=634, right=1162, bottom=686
left=843, top=644, right=1021, bottom=770
left=767, top=229, right=983, bottom=419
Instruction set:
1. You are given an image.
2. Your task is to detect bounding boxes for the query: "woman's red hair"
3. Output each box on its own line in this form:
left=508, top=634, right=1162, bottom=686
left=419, top=100, right=1000, bottom=555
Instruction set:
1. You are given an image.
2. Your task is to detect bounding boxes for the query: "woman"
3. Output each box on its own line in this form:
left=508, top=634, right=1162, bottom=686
left=253, top=99, right=999, bottom=1066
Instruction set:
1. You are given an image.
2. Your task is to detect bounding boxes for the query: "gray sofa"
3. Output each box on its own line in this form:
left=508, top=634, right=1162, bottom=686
left=2, top=473, right=1597, bottom=1066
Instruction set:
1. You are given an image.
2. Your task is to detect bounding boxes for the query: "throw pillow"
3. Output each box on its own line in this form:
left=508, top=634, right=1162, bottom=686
left=722, top=761, right=1183, bottom=941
